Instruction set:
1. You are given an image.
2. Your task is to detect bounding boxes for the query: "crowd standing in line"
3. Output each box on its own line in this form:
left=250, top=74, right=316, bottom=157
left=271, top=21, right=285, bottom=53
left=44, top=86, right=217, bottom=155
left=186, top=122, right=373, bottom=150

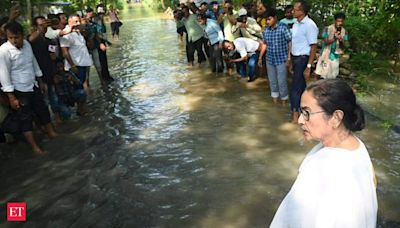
left=173, top=1, right=377, bottom=226
left=0, top=4, right=121, bottom=154
left=173, top=0, right=350, bottom=123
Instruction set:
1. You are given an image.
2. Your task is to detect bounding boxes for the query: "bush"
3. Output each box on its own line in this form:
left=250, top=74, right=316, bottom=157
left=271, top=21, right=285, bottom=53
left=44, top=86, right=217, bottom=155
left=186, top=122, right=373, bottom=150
left=344, top=16, right=374, bottom=54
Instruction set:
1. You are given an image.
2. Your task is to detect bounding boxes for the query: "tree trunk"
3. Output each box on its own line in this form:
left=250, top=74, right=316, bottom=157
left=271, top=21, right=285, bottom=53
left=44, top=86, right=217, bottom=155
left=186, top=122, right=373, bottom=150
left=379, top=0, right=386, bottom=13
left=161, top=0, right=166, bottom=10
left=26, top=0, right=32, bottom=26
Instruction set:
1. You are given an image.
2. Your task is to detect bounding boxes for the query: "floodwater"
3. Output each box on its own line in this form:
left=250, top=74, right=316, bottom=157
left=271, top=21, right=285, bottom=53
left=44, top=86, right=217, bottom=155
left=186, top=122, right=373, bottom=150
left=0, top=7, right=399, bottom=227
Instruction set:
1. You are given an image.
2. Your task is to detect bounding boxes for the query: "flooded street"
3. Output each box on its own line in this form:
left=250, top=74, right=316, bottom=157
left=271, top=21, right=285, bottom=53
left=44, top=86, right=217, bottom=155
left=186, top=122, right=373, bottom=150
left=0, top=8, right=399, bottom=227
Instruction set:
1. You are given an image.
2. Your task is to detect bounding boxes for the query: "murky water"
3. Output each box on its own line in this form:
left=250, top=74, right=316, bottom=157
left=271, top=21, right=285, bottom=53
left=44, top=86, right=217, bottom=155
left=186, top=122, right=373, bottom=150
left=0, top=7, right=399, bottom=227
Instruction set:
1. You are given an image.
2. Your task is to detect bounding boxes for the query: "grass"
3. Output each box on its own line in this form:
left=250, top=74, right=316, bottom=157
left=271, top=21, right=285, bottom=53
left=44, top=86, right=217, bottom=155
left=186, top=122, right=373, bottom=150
left=380, top=120, right=394, bottom=132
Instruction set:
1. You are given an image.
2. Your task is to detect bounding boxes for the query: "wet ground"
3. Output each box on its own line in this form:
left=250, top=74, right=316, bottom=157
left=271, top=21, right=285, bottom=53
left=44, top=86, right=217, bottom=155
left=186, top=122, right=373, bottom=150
left=0, top=7, right=399, bottom=227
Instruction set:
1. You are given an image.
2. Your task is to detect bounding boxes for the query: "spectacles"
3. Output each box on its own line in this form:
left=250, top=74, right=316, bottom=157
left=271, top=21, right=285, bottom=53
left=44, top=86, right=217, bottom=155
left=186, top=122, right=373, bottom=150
left=300, top=108, right=325, bottom=121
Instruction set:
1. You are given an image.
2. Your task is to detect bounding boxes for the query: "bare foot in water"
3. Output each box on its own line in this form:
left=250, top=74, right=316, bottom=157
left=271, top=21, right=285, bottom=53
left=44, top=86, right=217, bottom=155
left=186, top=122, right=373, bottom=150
left=33, top=146, right=47, bottom=156
left=46, top=123, right=58, bottom=138
left=48, top=130, right=58, bottom=138
left=291, top=111, right=300, bottom=124
left=228, top=68, right=234, bottom=76
left=55, top=119, right=63, bottom=126
left=54, top=113, right=63, bottom=125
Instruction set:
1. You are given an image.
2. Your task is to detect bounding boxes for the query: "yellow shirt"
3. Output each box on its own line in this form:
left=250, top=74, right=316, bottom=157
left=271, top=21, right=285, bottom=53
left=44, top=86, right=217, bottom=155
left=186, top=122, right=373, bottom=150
left=257, top=17, right=267, bottom=31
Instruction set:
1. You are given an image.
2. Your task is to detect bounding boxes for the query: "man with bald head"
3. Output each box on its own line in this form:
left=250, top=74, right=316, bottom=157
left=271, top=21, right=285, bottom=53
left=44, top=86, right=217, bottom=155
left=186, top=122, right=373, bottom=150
left=59, top=15, right=92, bottom=86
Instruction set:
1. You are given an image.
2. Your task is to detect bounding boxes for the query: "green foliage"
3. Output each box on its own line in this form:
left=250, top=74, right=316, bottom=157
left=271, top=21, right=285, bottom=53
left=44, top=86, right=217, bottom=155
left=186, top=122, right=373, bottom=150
left=355, top=90, right=368, bottom=97
left=309, top=0, right=399, bottom=56
left=349, top=53, right=374, bottom=73
left=380, top=120, right=393, bottom=131
left=1, top=0, right=125, bottom=19
left=344, top=17, right=375, bottom=54
left=63, top=0, right=124, bottom=14
left=371, top=13, right=400, bottom=55
left=141, top=0, right=160, bottom=9
left=0, top=1, right=14, bottom=17
left=353, top=73, right=371, bottom=94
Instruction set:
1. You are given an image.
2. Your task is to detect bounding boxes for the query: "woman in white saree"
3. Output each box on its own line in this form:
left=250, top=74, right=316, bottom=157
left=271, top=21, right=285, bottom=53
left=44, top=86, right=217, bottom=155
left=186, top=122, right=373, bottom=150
left=270, top=79, right=377, bottom=228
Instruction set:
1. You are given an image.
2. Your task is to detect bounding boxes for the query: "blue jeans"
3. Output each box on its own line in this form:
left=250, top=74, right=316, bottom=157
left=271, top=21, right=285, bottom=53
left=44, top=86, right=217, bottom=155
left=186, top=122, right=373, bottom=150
left=73, top=89, right=87, bottom=103
left=46, top=84, right=72, bottom=120
left=236, top=53, right=259, bottom=81
left=290, top=55, right=308, bottom=112
left=267, top=62, right=289, bottom=100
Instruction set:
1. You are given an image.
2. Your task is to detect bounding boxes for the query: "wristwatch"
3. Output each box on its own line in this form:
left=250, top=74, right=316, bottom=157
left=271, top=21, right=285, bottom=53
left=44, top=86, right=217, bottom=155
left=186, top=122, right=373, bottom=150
left=307, top=63, right=312, bottom=68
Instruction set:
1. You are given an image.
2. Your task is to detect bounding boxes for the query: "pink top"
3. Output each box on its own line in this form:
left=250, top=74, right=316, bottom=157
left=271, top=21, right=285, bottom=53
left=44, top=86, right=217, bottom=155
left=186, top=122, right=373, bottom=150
left=108, top=10, right=119, bottom=23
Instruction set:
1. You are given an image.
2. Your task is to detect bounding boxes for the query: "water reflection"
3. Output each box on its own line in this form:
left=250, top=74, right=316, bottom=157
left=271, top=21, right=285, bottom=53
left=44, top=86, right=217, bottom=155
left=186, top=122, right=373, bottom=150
left=0, top=7, right=399, bottom=227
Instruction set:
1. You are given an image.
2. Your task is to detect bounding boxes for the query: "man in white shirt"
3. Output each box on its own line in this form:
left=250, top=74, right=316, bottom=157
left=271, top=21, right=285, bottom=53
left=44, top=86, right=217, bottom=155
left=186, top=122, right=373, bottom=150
left=289, top=0, right=318, bottom=123
left=232, top=8, right=263, bottom=41
left=59, top=14, right=92, bottom=86
left=44, top=14, right=72, bottom=40
left=218, top=1, right=239, bottom=75
left=0, top=22, right=57, bottom=155
left=223, top=37, right=266, bottom=82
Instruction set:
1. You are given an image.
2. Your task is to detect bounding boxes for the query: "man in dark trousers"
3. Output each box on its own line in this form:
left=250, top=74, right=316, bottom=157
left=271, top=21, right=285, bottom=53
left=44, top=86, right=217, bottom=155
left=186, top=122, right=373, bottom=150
left=0, top=22, right=57, bottom=155
left=289, top=0, right=318, bottom=123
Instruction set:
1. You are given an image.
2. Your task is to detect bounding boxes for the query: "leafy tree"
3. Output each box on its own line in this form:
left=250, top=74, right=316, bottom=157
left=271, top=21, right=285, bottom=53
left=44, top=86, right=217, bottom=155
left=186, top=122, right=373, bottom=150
left=307, top=0, right=399, bottom=55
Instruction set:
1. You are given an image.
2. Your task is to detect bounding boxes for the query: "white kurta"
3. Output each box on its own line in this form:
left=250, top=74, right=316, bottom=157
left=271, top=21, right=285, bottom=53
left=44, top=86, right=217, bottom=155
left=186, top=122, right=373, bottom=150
left=59, top=28, right=92, bottom=70
left=270, top=139, right=377, bottom=228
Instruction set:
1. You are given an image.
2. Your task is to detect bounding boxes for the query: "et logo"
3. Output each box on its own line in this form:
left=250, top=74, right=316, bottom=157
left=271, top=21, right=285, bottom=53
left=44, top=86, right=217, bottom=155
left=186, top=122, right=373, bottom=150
left=7, top=202, right=26, bottom=221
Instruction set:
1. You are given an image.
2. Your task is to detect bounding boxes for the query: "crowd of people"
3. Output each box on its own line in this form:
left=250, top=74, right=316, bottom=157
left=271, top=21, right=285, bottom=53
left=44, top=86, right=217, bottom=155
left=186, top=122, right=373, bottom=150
left=173, top=0, right=349, bottom=123
left=0, top=1, right=378, bottom=226
left=0, top=4, right=122, bottom=154
left=174, top=3, right=377, bottom=225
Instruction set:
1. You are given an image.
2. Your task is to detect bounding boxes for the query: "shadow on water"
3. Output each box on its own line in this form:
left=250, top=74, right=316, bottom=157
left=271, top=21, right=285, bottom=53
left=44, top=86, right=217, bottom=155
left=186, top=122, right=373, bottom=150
left=0, top=7, right=399, bottom=227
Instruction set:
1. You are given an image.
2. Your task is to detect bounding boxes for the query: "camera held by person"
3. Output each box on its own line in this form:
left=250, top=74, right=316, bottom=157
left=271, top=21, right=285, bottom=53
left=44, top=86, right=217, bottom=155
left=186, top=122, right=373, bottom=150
left=72, top=24, right=86, bottom=32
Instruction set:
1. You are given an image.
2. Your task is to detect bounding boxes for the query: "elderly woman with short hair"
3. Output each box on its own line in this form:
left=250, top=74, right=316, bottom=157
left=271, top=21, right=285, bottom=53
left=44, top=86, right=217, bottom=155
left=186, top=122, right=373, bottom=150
left=270, top=79, right=378, bottom=228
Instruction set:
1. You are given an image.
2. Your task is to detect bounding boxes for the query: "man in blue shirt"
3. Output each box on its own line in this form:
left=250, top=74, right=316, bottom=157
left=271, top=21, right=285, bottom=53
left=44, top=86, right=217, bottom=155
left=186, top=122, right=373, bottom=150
left=208, top=1, right=224, bottom=21
left=289, top=0, right=318, bottom=123
left=197, top=14, right=224, bottom=73
left=262, top=8, right=291, bottom=104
